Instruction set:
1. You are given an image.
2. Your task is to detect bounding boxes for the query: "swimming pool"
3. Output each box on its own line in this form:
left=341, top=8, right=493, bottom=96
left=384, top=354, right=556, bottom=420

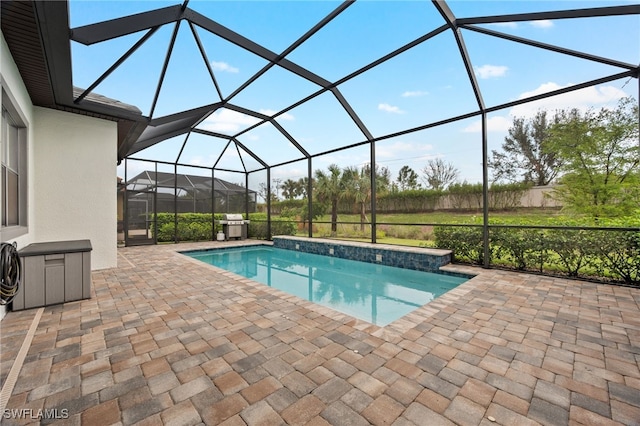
left=184, top=245, right=468, bottom=326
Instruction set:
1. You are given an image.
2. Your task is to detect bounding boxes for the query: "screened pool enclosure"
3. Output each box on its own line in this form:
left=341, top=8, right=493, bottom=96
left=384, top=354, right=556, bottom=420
left=61, top=0, right=639, bottom=277
left=122, top=170, right=257, bottom=245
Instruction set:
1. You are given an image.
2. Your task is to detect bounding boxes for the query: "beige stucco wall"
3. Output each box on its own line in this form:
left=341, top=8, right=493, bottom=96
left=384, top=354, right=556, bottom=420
left=519, top=185, right=562, bottom=208
left=2, top=33, right=118, bottom=272
left=1, top=33, right=118, bottom=321
left=32, top=107, right=118, bottom=270
left=430, top=185, right=562, bottom=210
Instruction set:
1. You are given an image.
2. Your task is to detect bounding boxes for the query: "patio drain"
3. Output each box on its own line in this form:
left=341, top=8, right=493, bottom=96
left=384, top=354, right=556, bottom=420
left=0, top=307, right=44, bottom=412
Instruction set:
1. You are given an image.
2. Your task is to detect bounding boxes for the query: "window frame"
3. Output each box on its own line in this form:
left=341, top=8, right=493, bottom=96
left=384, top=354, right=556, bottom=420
left=1, top=86, right=28, bottom=240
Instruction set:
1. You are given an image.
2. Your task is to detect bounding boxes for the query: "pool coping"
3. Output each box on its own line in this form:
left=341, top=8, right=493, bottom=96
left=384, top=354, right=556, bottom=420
left=274, top=236, right=453, bottom=273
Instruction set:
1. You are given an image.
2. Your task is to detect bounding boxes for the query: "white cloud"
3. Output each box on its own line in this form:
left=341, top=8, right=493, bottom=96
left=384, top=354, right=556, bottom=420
left=475, top=65, right=508, bottom=79
left=199, top=109, right=260, bottom=133
left=509, top=82, right=628, bottom=117
left=490, top=22, right=518, bottom=29
left=488, top=20, right=553, bottom=30
left=376, top=140, right=433, bottom=159
left=271, top=167, right=305, bottom=180
left=462, top=82, right=629, bottom=132
left=402, top=90, right=429, bottom=98
left=261, top=109, right=295, bottom=121
left=211, top=61, right=239, bottom=73
left=462, top=115, right=512, bottom=133
left=188, top=155, right=209, bottom=167
left=530, top=20, right=553, bottom=29
left=259, top=108, right=278, bottom=116
left=378, top=103, right=405, bottom=114
left=190, top=155, right=205, bottom=166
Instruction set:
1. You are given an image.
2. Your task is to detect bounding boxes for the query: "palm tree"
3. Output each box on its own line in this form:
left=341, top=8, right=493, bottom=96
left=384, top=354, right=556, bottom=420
left=298, top=177, right=310, bottom=199
left=342, top=166, right=369, bottom=231
left=343, top=164, right=391, bottom=231
left=314, top=164, right=346, bottom=236
left=280, top=178, right=301, bottom=200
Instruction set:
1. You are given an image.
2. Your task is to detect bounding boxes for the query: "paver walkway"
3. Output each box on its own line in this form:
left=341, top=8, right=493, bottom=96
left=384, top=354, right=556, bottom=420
left=1, top=241, right=639, bottom=425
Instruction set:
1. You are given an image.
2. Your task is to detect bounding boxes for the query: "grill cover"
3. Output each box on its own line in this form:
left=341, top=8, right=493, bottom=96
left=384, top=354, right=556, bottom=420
left=223, top=214, right=244, bottom=221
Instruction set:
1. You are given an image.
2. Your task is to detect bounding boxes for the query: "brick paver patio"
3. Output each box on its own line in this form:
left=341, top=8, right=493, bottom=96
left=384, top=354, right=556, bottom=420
left=1, top=240, right=639, bottom=425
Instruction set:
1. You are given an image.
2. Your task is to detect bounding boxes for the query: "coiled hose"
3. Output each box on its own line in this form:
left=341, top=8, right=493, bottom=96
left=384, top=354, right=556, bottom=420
left=0, top=242, right=21, bottom=305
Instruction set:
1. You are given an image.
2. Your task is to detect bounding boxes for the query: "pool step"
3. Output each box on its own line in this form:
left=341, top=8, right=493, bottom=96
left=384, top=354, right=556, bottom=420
left=273, top=236, right=453, bottom=273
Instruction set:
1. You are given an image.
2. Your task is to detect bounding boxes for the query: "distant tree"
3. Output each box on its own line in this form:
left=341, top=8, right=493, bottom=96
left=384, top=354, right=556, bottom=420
left=369, top=163, right=392, bottom=193
left=422, top=158, right=459, bottom=190
left=314, top=164, right=347, bottom=236
left=396, top=166, right=420, bottom=190
left=489, top=111, right=563, bottom=185
left=548, top=97, right=640, bottom=218
left=272, top=178, right=282, bottom=199
left=323, top=164, right=390, bottom=232
left=298, top=177, right=311, bottom=199
left=342, top=166, right=369, bottom=231
left=280, top=178, right=303, bottom=200
left=258, top=182, right=278, bottom=203
left=257, top=182, right=267, bottom=202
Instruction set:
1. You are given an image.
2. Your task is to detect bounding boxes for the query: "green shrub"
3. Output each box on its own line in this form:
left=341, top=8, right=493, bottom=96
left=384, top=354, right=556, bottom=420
left=271, top=199, right=306, bottom=215
left=433, top=225, right=486, bottom=264
left=448, top=182, right=483, bottom=210
left=435, top=220, right=639, bottom=285
left=248, top=213, right=296, bottom=239
left=489, top=182, right=532, bottom=210
left=378, top=224, right=432, bottom=241
left=590, top=229, right=640, bottom=284
left=542, top=229, right=599, bottom=277
left=491, top=227, right=550, bottom=271
left=154, top=213, right=222, bottom=242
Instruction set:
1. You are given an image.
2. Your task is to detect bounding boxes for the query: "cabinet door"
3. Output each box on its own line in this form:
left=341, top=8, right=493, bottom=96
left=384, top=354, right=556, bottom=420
left=82, top=252, right=91, bottom=299
left=23, top=257, right=45, bottom=309
left=45, top=255, right=65, bottom=305
left=65, top=253, right=83, bottom=302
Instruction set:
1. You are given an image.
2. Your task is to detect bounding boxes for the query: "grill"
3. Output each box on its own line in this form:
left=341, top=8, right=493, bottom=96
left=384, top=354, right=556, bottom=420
left=218, top=214, right=249, bottom=240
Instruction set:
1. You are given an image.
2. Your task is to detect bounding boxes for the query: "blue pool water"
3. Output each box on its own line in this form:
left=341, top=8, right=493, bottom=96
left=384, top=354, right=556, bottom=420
left=185, top=246, right=468, bottom=326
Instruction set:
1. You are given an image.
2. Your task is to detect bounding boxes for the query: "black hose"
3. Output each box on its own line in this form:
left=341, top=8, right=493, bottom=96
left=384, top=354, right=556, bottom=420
left=0, top=242, right=21, bottom=305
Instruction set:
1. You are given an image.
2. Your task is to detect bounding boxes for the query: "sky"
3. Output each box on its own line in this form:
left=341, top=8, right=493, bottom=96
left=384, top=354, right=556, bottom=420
left=68, top=0, right=640, bottom=194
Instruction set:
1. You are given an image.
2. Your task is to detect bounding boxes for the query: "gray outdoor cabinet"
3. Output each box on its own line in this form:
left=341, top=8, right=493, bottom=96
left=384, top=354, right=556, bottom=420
left=12, top=240, right=92, bottom=311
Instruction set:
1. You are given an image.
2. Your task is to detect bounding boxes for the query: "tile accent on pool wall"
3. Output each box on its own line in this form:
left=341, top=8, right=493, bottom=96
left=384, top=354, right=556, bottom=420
left=273, top=236, right=453, bottom=272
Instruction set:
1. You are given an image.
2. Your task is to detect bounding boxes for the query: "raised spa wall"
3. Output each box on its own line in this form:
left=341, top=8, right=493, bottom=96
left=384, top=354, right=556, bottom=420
left=272, top=236, right=454, bottom=273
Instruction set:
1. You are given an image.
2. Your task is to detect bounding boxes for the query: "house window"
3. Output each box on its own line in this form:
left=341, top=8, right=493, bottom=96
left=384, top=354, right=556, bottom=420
left=1, top=95, right=27, bottom=232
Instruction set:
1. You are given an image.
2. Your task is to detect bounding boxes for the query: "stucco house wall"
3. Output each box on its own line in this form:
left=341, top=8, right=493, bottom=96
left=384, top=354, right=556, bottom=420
left=32, top=107, right=117, bottom=270
left=1, top=33, right=118, bottom=320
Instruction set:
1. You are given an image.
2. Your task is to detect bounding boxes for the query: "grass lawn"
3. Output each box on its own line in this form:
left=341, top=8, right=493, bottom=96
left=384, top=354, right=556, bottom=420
left=297, top=208, right=573, bottom=244
left=284, top=208, right=560, bottom=246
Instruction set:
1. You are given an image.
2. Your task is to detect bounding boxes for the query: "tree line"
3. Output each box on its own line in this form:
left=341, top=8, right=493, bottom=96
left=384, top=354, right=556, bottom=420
left=259, top=156, right=461, bottom=203
left=260, top=96, right=639, bottom=220
left=489, top=96, right=638, bottom=218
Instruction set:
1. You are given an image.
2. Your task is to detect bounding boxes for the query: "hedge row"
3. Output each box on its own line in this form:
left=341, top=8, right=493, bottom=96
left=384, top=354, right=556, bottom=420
left=155, top=213, right=223, bottom=242
left=153, top=212, right=297, bottom=242
left=433, top=225, right=640, bottom=285
left=268, top=182, right=531, bottom=214
left=247, top=213, right=297, bottom=240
